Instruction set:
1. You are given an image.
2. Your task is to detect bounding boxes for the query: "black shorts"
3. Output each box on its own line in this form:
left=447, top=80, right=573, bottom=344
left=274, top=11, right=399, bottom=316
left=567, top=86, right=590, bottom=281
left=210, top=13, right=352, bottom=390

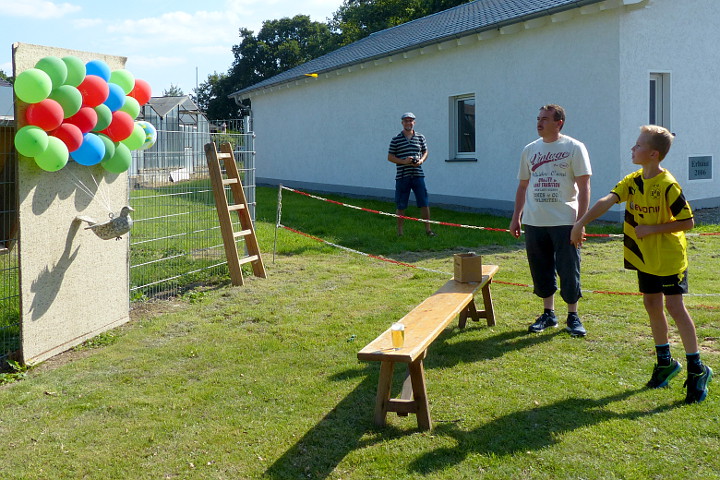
left=637, top=269, right=688, bottom=295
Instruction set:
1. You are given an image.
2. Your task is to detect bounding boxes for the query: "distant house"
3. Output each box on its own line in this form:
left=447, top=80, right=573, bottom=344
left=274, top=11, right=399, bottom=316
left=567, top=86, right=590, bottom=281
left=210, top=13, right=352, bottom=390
left=135, top=95, right=212, bottom=180
left=0, top=78, right=13, bottom=122
left=230, top=0, right=720, bottom=218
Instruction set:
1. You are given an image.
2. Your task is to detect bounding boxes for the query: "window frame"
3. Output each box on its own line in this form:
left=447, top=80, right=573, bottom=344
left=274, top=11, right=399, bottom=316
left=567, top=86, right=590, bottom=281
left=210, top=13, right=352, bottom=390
left=449, top=94, right=476, bottom=161
left=649, top=72, right=671, bottom=128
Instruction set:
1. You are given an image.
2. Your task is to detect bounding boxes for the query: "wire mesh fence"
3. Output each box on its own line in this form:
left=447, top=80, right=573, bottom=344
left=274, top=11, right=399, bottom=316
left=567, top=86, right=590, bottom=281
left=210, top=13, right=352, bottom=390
left=129, top=128, right=256, bottom=302
left=0, top=124, right=255, bottom=365
left=1, top=120, right=20, bottom=366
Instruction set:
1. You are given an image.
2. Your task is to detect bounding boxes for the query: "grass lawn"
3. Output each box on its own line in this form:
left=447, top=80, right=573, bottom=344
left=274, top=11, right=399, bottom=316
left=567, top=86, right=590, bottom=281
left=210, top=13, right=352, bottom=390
left=0, top=186, right=718, bottom=479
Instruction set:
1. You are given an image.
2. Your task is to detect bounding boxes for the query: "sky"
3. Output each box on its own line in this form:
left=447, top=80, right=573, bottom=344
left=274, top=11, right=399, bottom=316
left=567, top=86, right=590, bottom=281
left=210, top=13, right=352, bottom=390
left=0, top=0, right=343, bottom=97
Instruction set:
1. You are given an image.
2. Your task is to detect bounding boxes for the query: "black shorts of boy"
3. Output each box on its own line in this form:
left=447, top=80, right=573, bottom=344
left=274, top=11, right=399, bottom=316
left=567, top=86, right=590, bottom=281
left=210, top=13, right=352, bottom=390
left=637, top=269, right=689, bottom=295
left=524, top=225, right=582, bottom=304
left=395, top=176, right=429, bottom=210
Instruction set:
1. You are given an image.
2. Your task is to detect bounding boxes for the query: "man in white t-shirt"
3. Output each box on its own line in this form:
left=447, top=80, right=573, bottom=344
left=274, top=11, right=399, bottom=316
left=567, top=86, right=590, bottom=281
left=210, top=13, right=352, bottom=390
left=509, top=104, right=592, bottom=336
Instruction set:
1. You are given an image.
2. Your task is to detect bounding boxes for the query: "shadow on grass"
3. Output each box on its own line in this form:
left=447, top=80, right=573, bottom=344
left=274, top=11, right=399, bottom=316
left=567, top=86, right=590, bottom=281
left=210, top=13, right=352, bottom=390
left=264, top=325, right=560, bottom=479
left=408, top=387, right=682, bottom=475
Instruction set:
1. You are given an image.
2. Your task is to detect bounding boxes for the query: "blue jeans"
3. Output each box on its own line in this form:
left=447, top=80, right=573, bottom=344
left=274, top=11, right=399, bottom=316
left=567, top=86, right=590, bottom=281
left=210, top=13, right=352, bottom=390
left=395, top=176, right=429, bottom=210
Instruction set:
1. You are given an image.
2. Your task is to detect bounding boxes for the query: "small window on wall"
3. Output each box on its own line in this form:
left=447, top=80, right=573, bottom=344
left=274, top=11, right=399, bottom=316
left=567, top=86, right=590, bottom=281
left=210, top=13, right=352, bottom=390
left=650, top=73, right=670, bottom=128
left=451, top=95, right=476, bottom=160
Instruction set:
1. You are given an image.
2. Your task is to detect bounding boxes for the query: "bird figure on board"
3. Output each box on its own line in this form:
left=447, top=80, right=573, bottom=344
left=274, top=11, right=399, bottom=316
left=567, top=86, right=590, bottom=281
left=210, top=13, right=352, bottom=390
left=75, top=206, right=134, bottom=240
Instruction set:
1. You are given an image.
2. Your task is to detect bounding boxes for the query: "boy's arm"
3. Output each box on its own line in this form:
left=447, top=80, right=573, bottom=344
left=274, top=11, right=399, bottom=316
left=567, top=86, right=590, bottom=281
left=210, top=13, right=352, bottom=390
left=570, top=193, right=619, bottom=247
left=635, top=217, right=694, bottom=239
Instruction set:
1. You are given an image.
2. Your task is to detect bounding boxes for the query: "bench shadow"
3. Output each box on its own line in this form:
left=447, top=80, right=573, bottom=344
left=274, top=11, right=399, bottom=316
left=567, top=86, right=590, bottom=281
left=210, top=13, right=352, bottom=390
left=263, top=366, right=399, bottom=480
left=408, top=387, right=683, bottom=475
left=264, top=327, right=560, bottom=479
left=428, top=326, right=565, bottom=368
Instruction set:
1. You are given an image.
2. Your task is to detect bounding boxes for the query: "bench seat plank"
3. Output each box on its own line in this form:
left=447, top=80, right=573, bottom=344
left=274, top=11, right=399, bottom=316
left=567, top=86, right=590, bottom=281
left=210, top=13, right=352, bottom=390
left=358, top=264, right=499, bottom=364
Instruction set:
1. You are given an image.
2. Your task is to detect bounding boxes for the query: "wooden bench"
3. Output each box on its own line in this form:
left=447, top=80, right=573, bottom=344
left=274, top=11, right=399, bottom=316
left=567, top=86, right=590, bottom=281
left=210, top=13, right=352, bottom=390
left=357, top=264, right=499, bottom=430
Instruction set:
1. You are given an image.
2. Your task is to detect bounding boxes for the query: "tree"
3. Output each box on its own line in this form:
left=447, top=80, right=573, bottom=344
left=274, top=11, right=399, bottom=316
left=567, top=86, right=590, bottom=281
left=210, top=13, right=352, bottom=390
left=163, top=84, right=184, bottom=96
left=331, top=0, right=474, bottom=45
left=201, top=15, right=338, bottom=121
left=0, top=70, right=12, bottom=83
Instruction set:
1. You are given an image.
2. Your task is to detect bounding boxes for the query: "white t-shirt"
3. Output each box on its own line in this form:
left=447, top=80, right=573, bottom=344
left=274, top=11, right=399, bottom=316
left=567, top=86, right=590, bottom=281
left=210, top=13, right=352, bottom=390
left=517, top=135, right=592, bottom=226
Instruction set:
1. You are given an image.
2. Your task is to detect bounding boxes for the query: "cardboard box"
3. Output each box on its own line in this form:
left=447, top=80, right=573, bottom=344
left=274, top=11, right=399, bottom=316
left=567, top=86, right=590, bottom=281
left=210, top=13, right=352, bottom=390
left=453, top=253, right=483, bottom=283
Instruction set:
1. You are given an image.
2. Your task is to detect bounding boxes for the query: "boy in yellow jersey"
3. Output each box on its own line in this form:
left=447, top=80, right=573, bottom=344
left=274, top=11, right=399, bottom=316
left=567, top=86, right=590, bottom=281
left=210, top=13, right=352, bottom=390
left=570, top=125, right=712, bottom=404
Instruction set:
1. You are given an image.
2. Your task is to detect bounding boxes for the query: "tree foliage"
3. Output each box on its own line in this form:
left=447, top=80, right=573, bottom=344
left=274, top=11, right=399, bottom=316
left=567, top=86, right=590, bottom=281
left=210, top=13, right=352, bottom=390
left=197, top=1, right=474, bottom=121
left=163, top=84, right=185, bottom=96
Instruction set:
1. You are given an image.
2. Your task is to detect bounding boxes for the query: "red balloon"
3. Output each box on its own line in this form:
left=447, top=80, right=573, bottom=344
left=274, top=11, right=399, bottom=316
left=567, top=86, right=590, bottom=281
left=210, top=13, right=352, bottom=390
left=101, top=110, right=134, bottom=142
left=77, top=74, right=109, bottom=107
left=51, top=123, right=84, bottom=152
left=65, top=106, right=98, bottom=133
left=25, top=99, right=64, bottom=131
left=128, top=78, right=152, bottom=106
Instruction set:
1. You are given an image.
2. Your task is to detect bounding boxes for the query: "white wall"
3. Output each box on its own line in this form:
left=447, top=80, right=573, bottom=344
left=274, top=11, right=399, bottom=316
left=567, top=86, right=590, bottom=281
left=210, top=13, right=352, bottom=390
left=619, top=0, right=720, bottom=208
left=251, top=1, right=717, bottom=216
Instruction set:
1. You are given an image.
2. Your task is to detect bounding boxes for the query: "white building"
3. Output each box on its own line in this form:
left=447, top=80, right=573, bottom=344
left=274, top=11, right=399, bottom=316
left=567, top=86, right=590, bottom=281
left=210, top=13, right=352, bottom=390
left=231, top=0, right=720, bottom=218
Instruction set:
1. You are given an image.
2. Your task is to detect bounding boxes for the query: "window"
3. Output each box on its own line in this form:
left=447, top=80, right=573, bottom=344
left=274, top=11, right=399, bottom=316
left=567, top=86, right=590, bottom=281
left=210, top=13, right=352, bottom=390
left=649, top=73, right=670, bottom=128
left=450, top=94, right=476, bottom=160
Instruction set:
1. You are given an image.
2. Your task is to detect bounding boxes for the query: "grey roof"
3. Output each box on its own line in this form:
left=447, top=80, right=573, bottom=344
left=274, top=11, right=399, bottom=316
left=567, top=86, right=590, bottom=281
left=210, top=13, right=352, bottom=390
left=230, top=0, right=605, bottom=99
left=146, top=95, right=200, bottom=118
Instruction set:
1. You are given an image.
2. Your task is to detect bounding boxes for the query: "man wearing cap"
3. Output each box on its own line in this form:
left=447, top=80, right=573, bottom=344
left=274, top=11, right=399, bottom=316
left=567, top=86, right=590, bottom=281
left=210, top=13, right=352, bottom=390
left=388, top=112, right=435, bottom=236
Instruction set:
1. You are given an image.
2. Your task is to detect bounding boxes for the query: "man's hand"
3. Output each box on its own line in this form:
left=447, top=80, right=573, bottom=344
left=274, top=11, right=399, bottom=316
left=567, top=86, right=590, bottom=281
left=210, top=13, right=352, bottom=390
left=570, top=223, right=585, bottom=247
left=509, top=218, right=522, bottom=238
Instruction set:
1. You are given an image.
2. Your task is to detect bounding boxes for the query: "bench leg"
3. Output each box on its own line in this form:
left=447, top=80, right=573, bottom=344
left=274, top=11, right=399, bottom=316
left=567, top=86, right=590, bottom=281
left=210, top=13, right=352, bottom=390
left=373, top=361, right=395, bottom=426
left=458, top=299, right=480, bottom=328
left=481, top=281, right=496, bottom=326
left=408, top=358, right=431, bottom=430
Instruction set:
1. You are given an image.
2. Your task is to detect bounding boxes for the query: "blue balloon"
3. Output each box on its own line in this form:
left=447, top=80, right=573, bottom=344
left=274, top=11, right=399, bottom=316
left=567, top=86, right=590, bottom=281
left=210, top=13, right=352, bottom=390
left=104, top=83, right=126, bottom=112
left=70, top=133, right=105, bottom=166
left=85, top=60, right=111, bottom=82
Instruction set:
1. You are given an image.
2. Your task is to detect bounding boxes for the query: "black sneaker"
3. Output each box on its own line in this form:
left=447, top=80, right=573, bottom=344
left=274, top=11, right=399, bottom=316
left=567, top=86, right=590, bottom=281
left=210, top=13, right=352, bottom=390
left=646, top=359, right=682, bottom=388
left=565, top=315, right=586, bottom=337
left=684, top=365, right=713, bottom=404
left=528, top=312, right=558, bottom=333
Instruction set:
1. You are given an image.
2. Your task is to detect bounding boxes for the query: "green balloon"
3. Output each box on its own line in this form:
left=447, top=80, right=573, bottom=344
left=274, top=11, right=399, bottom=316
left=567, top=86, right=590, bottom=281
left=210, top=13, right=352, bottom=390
left=120, top=123, right=146, bottom=150
left=119, top=96, right=140, bottom=119
left=14, top=125, right=49, bottom=157
left=62, top=56, right=86, bottom=87
left=93, top=104, right=113, bottom=131
left=109, top=69, right=135, bottom=94
left=34, top=136, right=68, bottom=172
left=49, top=85, right=82, bottom=118
left=102, top=142, right=131, bottom=173
left=14, top=68, right=52, bottom=103
left=97, top=134, right=115, bottom=162
left=35, top=56, right=68, bottom=88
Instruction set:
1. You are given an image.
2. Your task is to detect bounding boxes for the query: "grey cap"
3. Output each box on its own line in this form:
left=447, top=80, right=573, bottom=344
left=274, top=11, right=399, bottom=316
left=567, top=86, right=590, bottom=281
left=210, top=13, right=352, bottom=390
left=401, top=112, right=416, bottom=119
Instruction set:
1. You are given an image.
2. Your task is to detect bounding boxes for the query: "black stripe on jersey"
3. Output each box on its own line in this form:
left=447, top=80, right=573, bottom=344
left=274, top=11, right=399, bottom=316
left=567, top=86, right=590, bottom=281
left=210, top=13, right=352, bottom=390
left=624, top=209, right=638, bottom=227
left=667, top=186, right=688, bottom=217
left=634, top=175, right=644, bottom=194
left=624, top=235, right=644, bottom=264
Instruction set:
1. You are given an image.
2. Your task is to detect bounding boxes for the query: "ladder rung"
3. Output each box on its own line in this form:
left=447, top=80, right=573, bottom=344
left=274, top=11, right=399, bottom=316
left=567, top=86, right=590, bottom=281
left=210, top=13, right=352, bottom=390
left=233, top=229, right=252, bottom=238
left=222, top=178, right=239, bottom=185
left=228, top=204, right=246, bottom=212
left=238, top=255, right=259, bottom=265
left=0, top=247, right=8, bottom=256
left=217, top=152, right=233, bottom=160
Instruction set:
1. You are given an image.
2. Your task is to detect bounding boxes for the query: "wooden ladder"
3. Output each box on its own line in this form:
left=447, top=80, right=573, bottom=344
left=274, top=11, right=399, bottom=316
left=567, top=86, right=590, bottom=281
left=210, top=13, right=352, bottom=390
left=205, top=142, right=266, bottom=285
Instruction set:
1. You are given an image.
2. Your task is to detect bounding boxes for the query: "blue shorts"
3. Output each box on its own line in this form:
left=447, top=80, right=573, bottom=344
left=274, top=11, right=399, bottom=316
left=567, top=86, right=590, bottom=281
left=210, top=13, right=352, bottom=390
left=637, top=269, right=689, bottom=295
left=395, top=176, right=429, bottom=210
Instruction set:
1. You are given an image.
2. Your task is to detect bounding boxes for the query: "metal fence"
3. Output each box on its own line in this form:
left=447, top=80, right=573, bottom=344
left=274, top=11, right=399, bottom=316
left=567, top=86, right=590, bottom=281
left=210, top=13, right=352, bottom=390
left=1, top=121, right=20, bottom=366
left=0, top=125, right=256, bottom=365
left=129, top=128, right=256, bottom=301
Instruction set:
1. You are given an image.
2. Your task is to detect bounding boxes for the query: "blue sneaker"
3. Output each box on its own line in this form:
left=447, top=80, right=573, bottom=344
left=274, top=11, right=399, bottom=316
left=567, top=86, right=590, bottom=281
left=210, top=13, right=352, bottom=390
left=646, top=359, right=682, bottom=388
left=528, top=312, right=557, bottom=333
left=565, top=314, right=587, bottom=337
left=684, top=365, right=713, bottom=404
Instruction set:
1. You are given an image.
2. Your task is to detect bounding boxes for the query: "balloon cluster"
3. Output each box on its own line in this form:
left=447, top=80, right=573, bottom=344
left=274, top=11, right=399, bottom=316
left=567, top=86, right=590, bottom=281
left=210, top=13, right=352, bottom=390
left=13, top=56, right=158, bottom=173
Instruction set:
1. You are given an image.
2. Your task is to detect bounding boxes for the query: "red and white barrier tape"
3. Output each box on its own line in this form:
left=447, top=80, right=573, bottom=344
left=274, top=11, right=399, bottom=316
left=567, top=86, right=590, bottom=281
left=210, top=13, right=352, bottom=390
left=278, top=223, right=720, bottom=298
left=281, top=185, right=720, bottom=238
